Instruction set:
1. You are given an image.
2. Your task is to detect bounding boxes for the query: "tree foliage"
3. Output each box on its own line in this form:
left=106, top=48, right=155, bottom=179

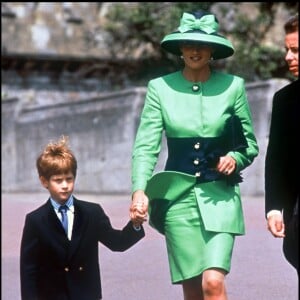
left=104, top=2, right=298, bottom=82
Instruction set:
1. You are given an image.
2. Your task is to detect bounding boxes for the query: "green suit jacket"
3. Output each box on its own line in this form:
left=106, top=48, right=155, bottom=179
left=132, top=70, right=259, bottom=235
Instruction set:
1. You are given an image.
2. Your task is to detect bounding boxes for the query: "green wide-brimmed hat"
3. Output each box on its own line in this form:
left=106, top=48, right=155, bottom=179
left=145, top=171, right=196, bottom=234
left=161, top=10, right=234, bottom=60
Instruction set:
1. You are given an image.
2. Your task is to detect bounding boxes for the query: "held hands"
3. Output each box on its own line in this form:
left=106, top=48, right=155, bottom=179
left=217, top=155, right=236, bottom=175
left=130, top=190, right=149, bottom=227
left=267, top=214, right=285, bottom=238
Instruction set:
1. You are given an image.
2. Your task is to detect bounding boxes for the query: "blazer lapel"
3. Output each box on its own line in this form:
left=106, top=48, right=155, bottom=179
left=45, top=200, right=64, bottom=231
left=68, top=199, right=88, bottom=259
left=44, top=200, right=70, bottom=247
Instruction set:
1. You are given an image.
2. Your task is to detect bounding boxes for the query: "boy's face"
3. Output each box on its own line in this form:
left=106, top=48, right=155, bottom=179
left=40, top=171, right=75, bottom=205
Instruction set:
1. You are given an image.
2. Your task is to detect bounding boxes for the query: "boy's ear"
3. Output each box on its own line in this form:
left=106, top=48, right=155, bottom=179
left=39, top=176, right=49, bottom=189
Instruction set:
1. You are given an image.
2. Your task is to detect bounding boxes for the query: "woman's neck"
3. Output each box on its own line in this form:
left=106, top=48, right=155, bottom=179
left=182, top=66, right=211, bottom=82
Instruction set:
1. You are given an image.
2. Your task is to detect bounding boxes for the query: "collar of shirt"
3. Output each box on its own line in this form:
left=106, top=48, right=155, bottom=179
left=50, top=195, right=75, bottom=214
left=51, top=195, right=75, bottom=240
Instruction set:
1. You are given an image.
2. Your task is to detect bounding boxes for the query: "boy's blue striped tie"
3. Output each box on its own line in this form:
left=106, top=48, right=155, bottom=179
left=59, top=205, right=68, bottom=235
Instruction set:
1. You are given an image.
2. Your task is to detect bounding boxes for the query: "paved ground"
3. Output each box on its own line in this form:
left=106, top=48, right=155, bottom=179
left=2, top=192, right=298, bottom=300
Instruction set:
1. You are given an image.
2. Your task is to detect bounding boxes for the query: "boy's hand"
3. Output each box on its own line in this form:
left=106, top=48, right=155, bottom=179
left=130, top=190, right=149, bottom=226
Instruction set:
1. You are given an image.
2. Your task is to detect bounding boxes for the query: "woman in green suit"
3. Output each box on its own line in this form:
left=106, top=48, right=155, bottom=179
left=130, top=10, right=259, bottom=300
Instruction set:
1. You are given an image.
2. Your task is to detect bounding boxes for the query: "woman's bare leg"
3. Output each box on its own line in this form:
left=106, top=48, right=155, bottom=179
left=202, top=268, right=227, bottom=300
left=182, top=268, right=227, bottom=300
left=182, top=275, right=204, bottom=300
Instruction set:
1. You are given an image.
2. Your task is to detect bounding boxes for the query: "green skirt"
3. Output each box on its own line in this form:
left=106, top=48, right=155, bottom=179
left=164, top=188, right=235, bottom=284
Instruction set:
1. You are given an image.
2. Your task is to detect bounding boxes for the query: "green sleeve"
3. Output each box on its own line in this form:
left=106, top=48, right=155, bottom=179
left=132, top=81, right=163, bottom=192
left=228, top=78, right=259, bottom=172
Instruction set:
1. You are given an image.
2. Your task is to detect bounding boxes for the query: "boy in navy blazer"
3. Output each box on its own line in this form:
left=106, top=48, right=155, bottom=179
left=20, top=136, right=145, bottom=300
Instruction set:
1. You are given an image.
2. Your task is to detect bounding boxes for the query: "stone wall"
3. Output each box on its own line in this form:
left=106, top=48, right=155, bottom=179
left=2, top=88, right=147, bottom=194
left=1, top=79, right=290, bottom=195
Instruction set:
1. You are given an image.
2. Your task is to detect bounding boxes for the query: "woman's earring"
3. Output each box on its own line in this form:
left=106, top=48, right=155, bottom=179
left=180, top=55, right=184, bottom=59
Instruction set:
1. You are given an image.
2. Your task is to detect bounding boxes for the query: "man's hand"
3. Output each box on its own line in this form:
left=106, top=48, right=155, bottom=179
left=267, top=213, right=285, bottom=238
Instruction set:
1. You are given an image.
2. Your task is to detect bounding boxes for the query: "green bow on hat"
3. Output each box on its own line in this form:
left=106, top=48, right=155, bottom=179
left=161, top=11, right=234, bottom=59
left=178, top=12, right=219, bottom=34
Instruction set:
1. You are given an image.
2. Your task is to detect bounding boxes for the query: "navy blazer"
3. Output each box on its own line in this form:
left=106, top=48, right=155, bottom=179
left=265, top=79, right=299, bottom=221
left=20, top=197, right=145, bottom=300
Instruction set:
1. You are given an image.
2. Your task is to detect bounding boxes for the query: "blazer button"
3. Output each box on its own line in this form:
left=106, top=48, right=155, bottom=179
left=195, top=172, right=201, bottom=177
left=193, top=158, right=200, bottom=165
left=64, top=267, right=69, bottom=272
left=78, top=267, right=83, bottom=271
left=194, top=142, right=200, bottom=150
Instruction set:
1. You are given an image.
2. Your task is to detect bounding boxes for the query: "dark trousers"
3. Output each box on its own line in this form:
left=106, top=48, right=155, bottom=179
left=283, top=200, right=299, bottom=274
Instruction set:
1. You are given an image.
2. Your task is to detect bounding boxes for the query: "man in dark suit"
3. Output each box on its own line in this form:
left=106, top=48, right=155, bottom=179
left=20, top=136, right=145, bottom=300
left=265, top=14, right=299, bottom=275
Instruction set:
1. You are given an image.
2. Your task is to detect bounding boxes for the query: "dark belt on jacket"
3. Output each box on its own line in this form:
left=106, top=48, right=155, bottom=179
left=164, top=116, right=248, bottom=185
left=165, top=136, right=230, bottom=182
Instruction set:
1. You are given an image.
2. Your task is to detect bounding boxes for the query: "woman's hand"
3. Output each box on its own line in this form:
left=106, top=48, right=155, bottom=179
left=130, top=190, right=149, bottom=226
left=216, top=155, right=236, bottom=175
